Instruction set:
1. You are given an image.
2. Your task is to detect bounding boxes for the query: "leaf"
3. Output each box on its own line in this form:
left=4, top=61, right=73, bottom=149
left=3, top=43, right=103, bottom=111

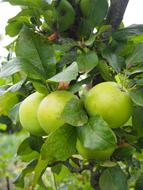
left=41, top=124, right=77, bottom=161
left=99, top=166, right=128, bottom=190
left=14, top=159, right=38, bottom=188
left=33, top=156, right=49, bottom=186
left=77, top=51, right=98, bottom=72
left=102, top=50, right=124, bottom=73
left=9, top=103, right=21, bottom=124
left=17, top=136, right=44, bottom=156
left=113, top=24, right=143, bottom=40
left=48, top=62, right=78, bottom=82
left=132, top=106, right=143, bottom=137
left=77, top=115, right=117, bottom=150
left=0, top=58, right=23, bottom=78
left=0, top=92, right=19, bottom=115
left=129, top=88, right=143, bottom=106
left=6, top=20, right=23, bottom=37
left=113, top=144, right=136, bottom=161
left=98, top=60, right=113, bottom=81
left=80, top=0, right=108, bottom=36
left=126, top=43, right=143, bottom=68
left=0, top=78, right=26, bottom=96
left=15, top=27, right=56, bottom=80
left=61, top=98, right=88, bottom=126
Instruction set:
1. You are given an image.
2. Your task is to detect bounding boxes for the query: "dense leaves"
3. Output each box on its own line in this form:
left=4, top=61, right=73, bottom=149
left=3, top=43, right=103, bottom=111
left=2, top=0, right=143, bottom=189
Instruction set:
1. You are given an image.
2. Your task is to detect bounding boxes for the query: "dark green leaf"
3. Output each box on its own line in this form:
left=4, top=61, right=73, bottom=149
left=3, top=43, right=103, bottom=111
left=61, top=98, right=88, bottom=126
left=77, top=115, right=117, bottom=150
left=135, top=175, right=143, bottom=190
left=41, top=124, right=77, bottom=161
left=99, top=166, right=128, bottom=190
left=77, top=51, right=98, bottom=72
left=113, top=144, right=136, bottom=161
left=102, top=50, right=124, bottom=73
left=114, top=24, right=143, bottom=40
left=48, top=62, right=78, bottom=82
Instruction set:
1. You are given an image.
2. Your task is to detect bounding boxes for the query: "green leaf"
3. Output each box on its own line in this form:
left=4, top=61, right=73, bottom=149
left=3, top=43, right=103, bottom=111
left=0, top=92, right=19, bottom=115
left=6, top=20, right=23, bottom=37
left=99, top=166, right=128, bottom=190
left=102, top=50, right=124, bottom=73
left=61, top=98, right=88, bottom=126
left=129, top=88, right=143, bottom=106
left=33, top=156, right=49, bottom=186
left=0, top=58, right=22, bottom=78
left=77, top=115, right=117, bottom=150
left=14, top=159, right=38, bottom=188
left=41, top=124, right=77, bottom=161
left=48, top=62, right=78, bottom=82
left=0, top=78, right=26, bottom=96
left=15, top=27, right=56, bottom=80
left=80, top=0, right=108, bottom=36
left=113, top=24, right=143, bottom=40
left=132, top=106, right=143, bottom=137
left=17, top=136, right=44, bottom=156
left=113, top=144, right=136, bottom=161
left=98, top=60, right=113, bottom=81
left=126, top=43, right=143, bottom=68
left=9, top=103, right=21, bottom=124
left=77, top=51, right=98, bottom=72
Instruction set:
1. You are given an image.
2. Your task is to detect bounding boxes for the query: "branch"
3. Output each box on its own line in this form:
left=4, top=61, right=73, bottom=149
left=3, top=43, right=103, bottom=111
left=106, top=0, right=129, bottom=30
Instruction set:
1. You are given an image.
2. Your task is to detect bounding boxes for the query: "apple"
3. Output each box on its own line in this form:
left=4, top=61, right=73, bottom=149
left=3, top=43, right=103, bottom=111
left=84, top=82, right=132, bottom=128
left=76, top=139, right=115, bottom=160
left=19, top=92, right=46, bottom=136
left=37, top=91, right=77, bottom=134
left=57, top=0, right=75, bottom=31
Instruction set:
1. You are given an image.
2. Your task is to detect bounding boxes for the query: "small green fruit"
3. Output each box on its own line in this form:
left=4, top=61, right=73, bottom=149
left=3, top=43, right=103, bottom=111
left=19, top=92, right=46, bottom=136
left=57, top=0, right=75, bottom=31
left=38, top=91, right=77, bottom=134
left=84, top=82, right=132, bottom=128
left=76, top=139, right=115, bottom=160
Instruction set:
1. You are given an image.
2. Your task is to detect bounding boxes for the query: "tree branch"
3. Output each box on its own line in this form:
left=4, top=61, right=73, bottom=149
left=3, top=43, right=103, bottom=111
left=106, top=0, right=130, bottom=30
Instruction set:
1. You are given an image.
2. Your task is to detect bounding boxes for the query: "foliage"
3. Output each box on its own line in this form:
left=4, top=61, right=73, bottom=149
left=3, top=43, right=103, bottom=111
left=1, top=0, right=143, bottom=189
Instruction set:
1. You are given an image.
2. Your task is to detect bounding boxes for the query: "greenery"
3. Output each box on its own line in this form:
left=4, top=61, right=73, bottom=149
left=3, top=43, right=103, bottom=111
left=1, top=0, right=143, bottom=189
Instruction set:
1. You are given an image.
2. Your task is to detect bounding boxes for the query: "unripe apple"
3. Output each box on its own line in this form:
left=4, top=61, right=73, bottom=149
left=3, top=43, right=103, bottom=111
left=19, top=92, right=46, bottom=136
left=37, top=91, right=77, bottom=134
left=84, top=82, right=132, bottom=128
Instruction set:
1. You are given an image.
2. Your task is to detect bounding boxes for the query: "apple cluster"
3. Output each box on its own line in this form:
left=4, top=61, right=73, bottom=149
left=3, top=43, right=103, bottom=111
left=19, top=82, right=132, bottom=160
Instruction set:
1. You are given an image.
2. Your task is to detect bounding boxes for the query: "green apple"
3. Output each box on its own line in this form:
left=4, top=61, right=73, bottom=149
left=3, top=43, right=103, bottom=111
left=37, top=91, right=77, bottom=134
left=57, top=0, right=75, bottom=31
left=76, top=139, right=115, bottom=160
left=84, top=82, right=132, bottom=128
left=19, top=92, right=46, bottom=136
left=80, top=0, right=90, bottom=17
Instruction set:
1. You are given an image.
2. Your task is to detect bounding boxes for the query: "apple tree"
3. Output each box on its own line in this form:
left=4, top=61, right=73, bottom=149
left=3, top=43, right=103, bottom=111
left=1, top=0, right=143, bottom=189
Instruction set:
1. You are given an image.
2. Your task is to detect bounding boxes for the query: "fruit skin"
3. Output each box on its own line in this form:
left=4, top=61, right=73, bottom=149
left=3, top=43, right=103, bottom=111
left=80, top=0, right=90, bottom=17
left=57, top=0, right=75, bottom=31
left=38, top=91, right=77, bottom=134
left=84, top=82, right=132, bottom=128
left=19, top=92, right=46, bottom=136
left=76, top=139, right=115, bottom=160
